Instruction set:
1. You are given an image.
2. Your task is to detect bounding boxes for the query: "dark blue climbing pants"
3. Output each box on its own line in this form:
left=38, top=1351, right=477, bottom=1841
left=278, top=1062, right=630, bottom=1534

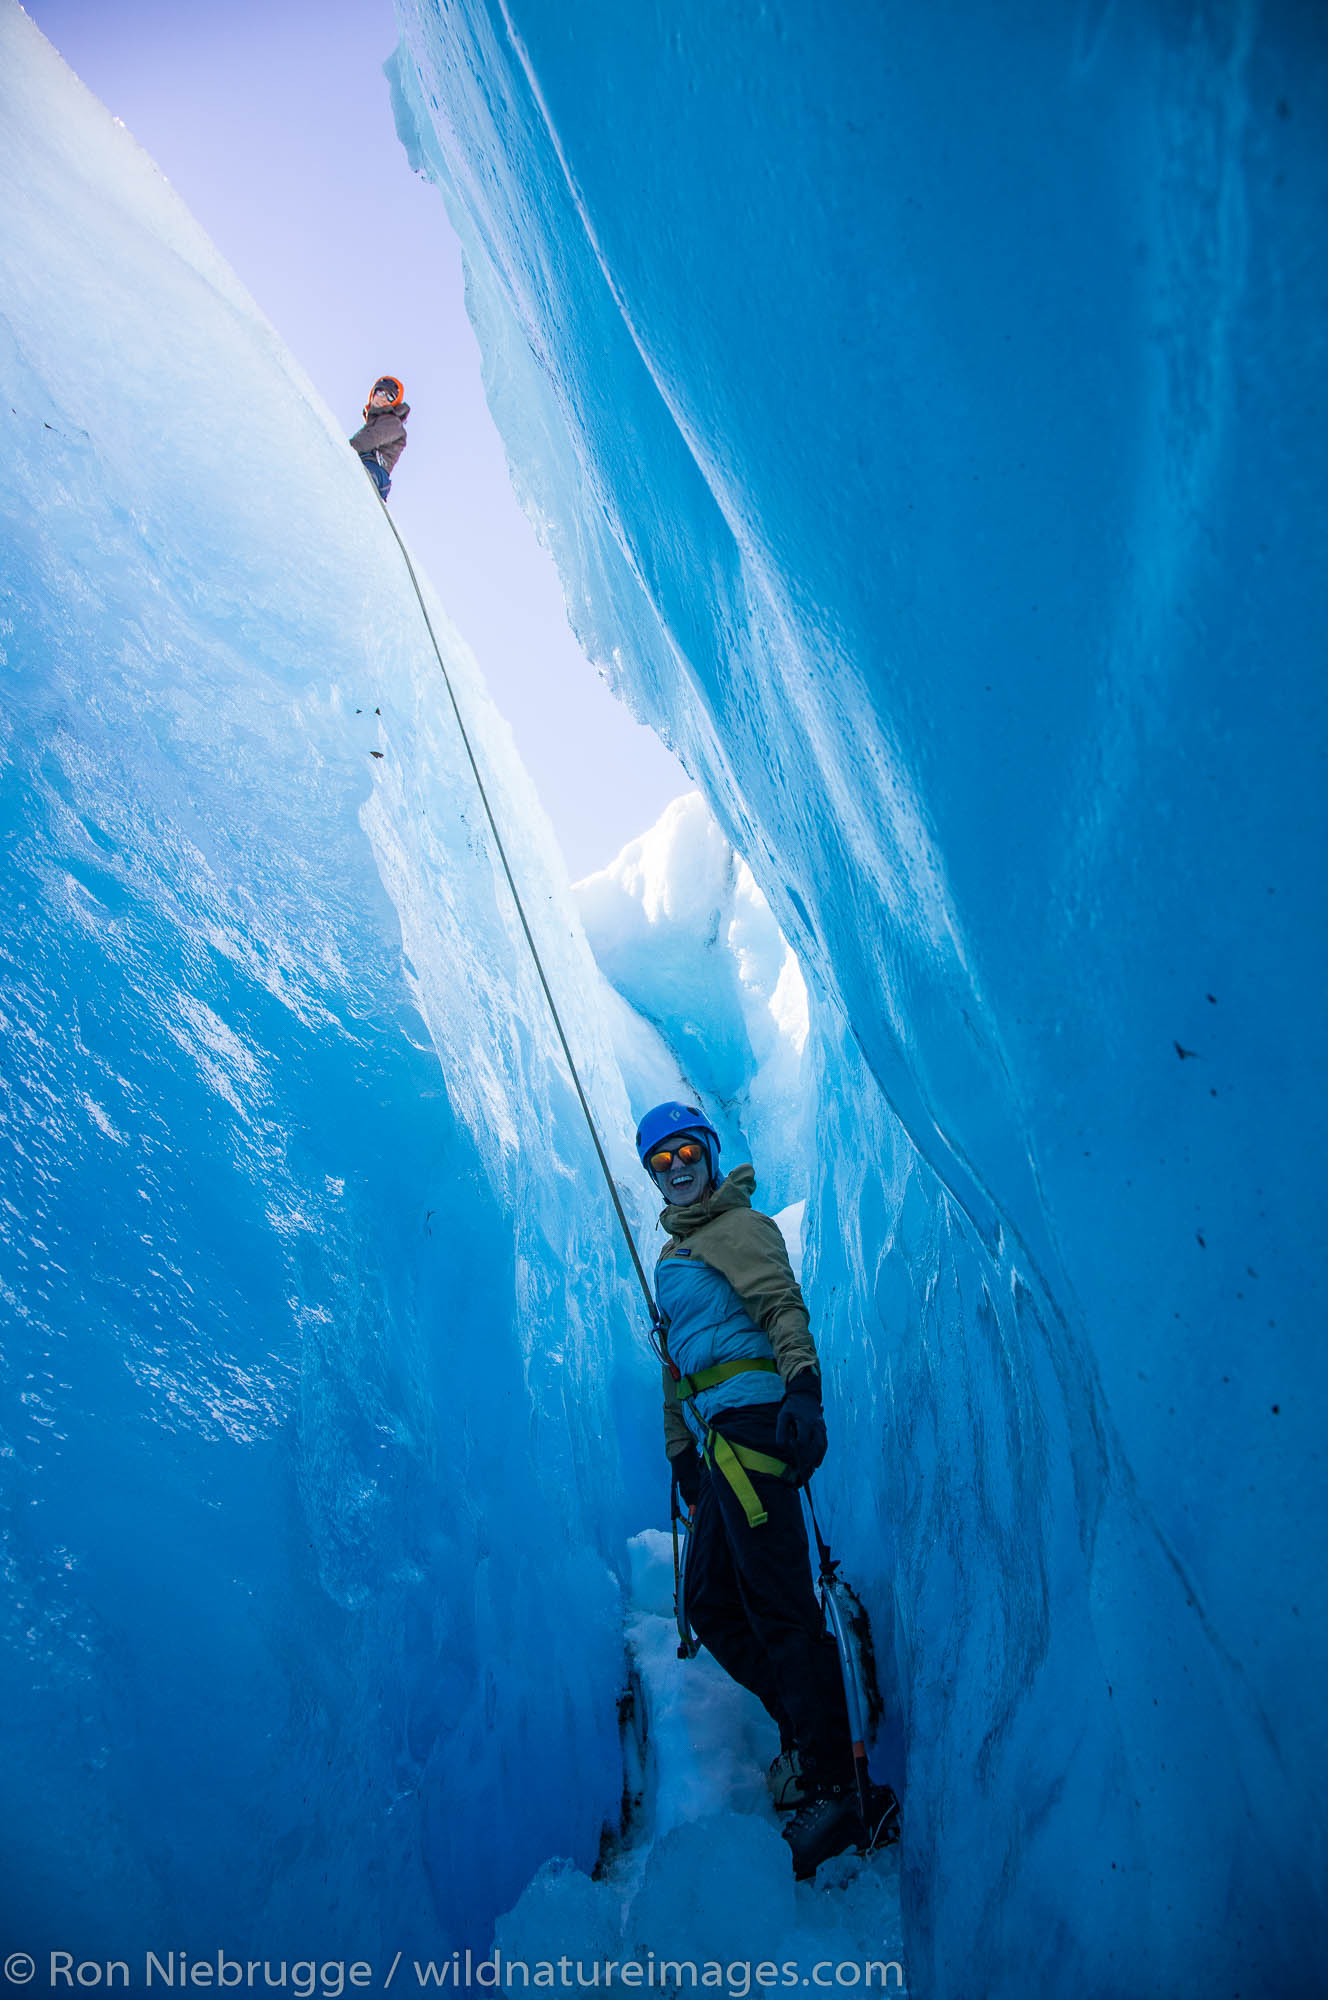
left=683, top=1402, right=852, bottom=1787
left=359, top=453, right=390, bottom=500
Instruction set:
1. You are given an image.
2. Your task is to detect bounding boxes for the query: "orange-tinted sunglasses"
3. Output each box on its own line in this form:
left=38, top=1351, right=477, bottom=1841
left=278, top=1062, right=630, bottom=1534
left=648, top=1141, right=706, bottom=1172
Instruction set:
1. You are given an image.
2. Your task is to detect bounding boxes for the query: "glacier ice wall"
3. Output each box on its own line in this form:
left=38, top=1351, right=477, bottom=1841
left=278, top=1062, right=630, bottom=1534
left=574, top=792, right=812, bottom=1215
left=390, top=4, right=1327, bottom=1992
left=0, top=3, right=666, bottom=1955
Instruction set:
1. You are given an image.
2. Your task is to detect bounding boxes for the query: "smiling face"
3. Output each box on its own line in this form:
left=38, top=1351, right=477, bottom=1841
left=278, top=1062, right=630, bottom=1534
left=648, top=1134, right=713, bottom=1207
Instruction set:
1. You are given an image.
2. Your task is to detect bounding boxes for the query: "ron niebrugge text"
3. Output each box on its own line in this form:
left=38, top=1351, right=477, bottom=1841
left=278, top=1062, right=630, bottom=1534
left=31, top=1952, right=905, bottom=1995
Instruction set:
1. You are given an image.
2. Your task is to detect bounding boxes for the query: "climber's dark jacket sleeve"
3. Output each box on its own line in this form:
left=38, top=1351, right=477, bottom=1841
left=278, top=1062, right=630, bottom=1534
left=348, top=406, right=409, bottom=472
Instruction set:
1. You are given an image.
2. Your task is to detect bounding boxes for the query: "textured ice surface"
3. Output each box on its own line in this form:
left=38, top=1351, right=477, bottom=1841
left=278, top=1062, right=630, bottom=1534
left=0, top=3, right=668, bottom=1955
left=390, top=4, right=1327, bottom=1992
left=494, top=1534, right=907, bottom=1989
left=5, top=0, right=1326, bottom=1985
left=575, top=793, right=811, bottom=1212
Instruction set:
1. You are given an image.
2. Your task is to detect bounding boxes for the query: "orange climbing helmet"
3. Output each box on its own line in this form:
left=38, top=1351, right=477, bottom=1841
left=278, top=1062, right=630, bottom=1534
left=365, top=375, right=405, bottom=417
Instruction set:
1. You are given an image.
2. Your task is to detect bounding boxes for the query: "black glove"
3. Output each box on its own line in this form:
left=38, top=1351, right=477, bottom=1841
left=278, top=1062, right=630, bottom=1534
left=775, top=1370, right=827, bottom=1486
left=670, top=1443, right=703, bottom=1509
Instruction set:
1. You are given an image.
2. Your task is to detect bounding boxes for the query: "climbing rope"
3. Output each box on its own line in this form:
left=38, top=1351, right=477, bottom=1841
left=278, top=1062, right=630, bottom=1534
left=379, top=504, right=659, bottom=1324
left=381, top=504, right=905, bottom=1849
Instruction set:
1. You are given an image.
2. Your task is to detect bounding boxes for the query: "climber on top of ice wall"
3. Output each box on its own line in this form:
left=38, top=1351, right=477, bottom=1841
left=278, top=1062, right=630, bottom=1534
left=636, top=1099, right=882, bottom=1880
left=349, top=375, right=409, bottom=500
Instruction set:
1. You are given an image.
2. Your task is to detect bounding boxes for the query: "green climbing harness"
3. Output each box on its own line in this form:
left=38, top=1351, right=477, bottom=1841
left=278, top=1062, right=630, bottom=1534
left=668, top=1355, right=780, bottom=1405
left=381, top=501, right=901, bottom=1847
left=701, top=1426, right=788, bottom=1528
left=666, top=1352, right=789, bottom=1526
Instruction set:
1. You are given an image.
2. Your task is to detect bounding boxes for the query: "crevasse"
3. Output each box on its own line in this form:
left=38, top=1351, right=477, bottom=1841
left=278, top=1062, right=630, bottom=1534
left=0, top=3, right=657, bottom=1957
left=385, top=2, right=1327, bottom=1994
left=3, top=1, right=1325, bottom=1993
left=2, top=9, right=852, bottom=1970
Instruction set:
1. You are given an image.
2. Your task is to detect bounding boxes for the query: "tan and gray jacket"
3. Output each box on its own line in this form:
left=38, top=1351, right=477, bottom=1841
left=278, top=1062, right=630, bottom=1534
left=656, top=1164, right=818, bottom=1459
left=349, top=404, right=410, bottom=473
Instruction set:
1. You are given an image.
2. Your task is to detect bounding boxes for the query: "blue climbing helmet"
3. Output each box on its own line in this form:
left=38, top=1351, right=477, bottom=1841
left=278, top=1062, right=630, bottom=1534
left=635, top=1101, right=721, bottom=1179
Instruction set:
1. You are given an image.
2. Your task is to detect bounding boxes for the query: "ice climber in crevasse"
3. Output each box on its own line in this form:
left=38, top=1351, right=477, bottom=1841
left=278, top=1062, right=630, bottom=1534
left=637, top=1100, right=882, bottom=1879
left=349, top=374, right=409, bottom=501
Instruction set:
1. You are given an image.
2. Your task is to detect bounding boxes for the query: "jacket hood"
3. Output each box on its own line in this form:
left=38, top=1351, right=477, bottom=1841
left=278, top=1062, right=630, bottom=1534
left=661, top=1162, right=755, bottom=1235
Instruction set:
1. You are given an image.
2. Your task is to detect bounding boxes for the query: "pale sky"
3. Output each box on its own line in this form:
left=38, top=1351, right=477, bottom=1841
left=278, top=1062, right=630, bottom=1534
left=24, top=0, right=690, bottom=880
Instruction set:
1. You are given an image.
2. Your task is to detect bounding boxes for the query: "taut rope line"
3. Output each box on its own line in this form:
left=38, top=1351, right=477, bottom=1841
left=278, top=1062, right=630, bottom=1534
left=380, top=506, right=658, bottom=1322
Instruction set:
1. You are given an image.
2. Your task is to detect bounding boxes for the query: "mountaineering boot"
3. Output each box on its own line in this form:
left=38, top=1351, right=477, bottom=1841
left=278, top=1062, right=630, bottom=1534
left=862, top=1780, right=901, bottom=1851
left=782, top=1777, right=901, bottom=1880
left=782, top=1780, right=861, bottom=1879
left=767, top=1747, right=808, bottom=1812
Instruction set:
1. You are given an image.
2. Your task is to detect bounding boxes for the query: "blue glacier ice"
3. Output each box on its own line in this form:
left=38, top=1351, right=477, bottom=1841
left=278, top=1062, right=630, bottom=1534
left=385, top=2, right=1327, bottom=1993
left=3, top=0, right=1326, bottom=1994
left=0, top=3, right=668, bottom=1960
left=1, top=10, right=896, bottom=1978
left=574, top=793, right=814, bottom=1219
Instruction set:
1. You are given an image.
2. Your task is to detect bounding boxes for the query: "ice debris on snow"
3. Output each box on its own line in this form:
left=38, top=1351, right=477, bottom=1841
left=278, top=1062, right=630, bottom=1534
left=495, top=1535, right=907, bottom=1988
